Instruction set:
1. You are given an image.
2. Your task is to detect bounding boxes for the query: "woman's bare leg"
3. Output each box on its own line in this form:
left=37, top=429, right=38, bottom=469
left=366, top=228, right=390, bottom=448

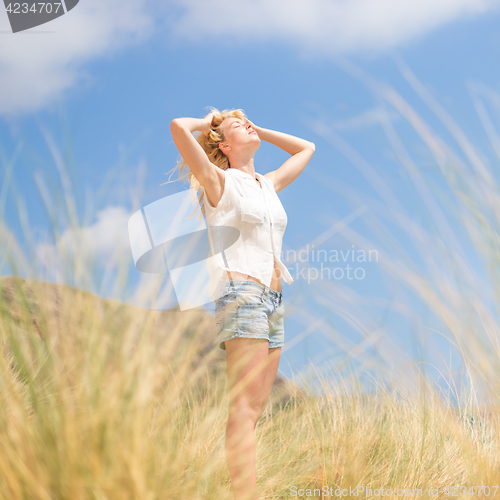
left=255, top=347, right=282, bottom=426
left=224, top=337, right=270, bottom=500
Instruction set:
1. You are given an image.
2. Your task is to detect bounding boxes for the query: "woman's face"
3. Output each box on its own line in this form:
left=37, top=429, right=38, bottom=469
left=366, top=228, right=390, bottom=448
left=220, top=117, right=260, bottom=154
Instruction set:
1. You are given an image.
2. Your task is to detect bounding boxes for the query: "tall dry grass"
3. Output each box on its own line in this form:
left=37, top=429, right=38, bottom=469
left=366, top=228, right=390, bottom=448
left=1, top=60, right=500, bottom=499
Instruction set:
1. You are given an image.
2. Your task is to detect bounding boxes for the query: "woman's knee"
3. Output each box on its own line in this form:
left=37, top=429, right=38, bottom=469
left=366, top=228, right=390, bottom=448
left=228, top=396, right=263, bottom=424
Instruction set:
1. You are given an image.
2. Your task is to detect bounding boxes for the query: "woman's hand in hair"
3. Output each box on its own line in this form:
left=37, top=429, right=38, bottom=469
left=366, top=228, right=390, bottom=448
left=202, top=112, right=216, bottom=137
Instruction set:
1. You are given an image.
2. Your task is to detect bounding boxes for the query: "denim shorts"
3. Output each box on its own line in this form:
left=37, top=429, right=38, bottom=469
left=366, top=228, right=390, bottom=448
left=215, top=280, right=285, bottom=351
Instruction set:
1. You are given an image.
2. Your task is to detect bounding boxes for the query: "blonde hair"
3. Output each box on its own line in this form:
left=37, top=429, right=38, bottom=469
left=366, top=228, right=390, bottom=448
left=161, top=107, right=248, bottom=226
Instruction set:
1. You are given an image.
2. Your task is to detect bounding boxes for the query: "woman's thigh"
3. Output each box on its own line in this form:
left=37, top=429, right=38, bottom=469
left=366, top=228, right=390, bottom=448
left=224, top=337, right=270, bottom=409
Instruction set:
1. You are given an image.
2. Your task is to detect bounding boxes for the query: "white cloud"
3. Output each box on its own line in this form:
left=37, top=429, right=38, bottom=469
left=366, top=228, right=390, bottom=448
left=32, top=203, right=187, bottom=311
left=0, top=0, right=499, bottom=116
left=0, top=0, right=154, bottom=115
left=35, top=205, right=133, bottom=283
left=166, top=0, right=499, bottom=58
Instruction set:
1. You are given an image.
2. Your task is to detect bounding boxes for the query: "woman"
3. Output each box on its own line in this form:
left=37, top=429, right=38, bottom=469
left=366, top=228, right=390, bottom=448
left=170, top=108, right=315, bottom=500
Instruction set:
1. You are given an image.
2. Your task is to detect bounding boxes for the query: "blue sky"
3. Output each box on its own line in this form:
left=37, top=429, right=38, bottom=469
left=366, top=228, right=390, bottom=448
left=1, top=0, right=500, bottom=403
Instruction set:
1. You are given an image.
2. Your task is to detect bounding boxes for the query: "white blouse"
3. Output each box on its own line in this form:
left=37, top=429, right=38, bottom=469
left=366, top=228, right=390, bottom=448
left=202, top=166, right=294, bottom=301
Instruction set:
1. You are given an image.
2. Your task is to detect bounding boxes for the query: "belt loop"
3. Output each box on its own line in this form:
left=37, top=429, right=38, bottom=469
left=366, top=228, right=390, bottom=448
left=227, top=270, right=236, bottom=294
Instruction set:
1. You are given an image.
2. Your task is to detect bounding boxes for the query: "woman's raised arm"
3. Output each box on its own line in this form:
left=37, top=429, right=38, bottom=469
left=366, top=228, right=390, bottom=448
left=250, top=121, right=315, bottom=193
left=170, top=113, right=217, bottom=186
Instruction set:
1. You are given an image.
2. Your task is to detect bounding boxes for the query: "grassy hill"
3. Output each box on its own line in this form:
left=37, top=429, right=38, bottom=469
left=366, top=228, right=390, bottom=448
left=0, top=275, right=499, bottom=500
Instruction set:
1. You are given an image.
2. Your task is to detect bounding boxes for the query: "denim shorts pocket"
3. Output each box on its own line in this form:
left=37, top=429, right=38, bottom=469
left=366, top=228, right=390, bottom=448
left=269, top=299, right=284, bottom=319
left=235, top=288, right=263, bottom=308
left=279, top=300, right=285, bottom=316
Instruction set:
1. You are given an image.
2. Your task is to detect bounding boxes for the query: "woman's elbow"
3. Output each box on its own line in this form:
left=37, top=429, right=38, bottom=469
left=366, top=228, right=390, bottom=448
left=304, top=142, right=315, bottom=153
left=170, top=119, right=187, bottom=140
left=170, top=118, right=181, bottom=131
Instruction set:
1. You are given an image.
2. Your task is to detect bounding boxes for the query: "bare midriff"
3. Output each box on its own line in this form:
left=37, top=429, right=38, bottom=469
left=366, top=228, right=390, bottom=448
left=223, top=259, right=283, bottom=293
